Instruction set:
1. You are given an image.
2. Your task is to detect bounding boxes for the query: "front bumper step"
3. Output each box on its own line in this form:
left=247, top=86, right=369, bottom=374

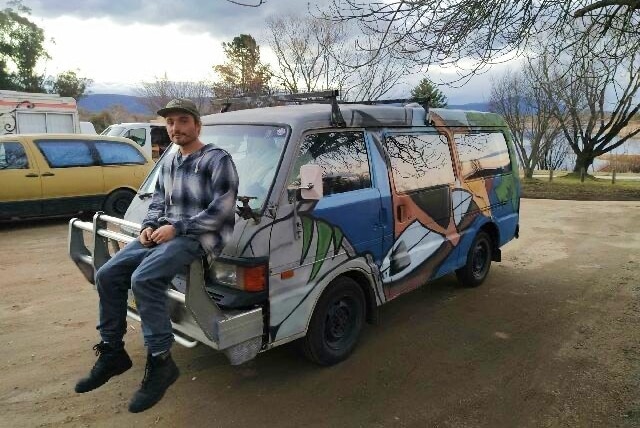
left=68, top=212, right=264, bottom=365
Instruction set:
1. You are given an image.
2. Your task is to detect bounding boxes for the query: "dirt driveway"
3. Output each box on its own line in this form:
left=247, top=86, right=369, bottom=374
left=1, top=199, right=639, bottom=428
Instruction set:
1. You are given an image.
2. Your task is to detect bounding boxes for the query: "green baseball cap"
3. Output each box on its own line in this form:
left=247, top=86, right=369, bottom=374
left=157, top=98, right=200, bottom=119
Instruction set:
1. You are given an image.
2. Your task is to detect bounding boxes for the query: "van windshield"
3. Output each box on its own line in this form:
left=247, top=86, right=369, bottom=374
left=138, top=124, right=289, bottom=211
left=102, top=126, right=125, bottom=136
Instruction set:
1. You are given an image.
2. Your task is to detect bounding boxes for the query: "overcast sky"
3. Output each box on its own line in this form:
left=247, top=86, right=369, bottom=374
left=24, top=0, right=518, bottom=104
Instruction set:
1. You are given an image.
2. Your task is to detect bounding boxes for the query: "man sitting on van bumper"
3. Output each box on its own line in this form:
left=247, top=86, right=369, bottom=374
left=74, top=99, right=238, bottom=413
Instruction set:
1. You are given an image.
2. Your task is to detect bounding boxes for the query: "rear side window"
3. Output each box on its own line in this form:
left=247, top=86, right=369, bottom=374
left=454, top=132, right=512, bottom=179
left=125, top=128, right=146, bottom=146
left=95, top=141, right=146, bottom=165
left=35, top=140, right=95, bottom=168
left=0, top=142, right=29, bottom=169
left=385, top=133, right=455, bottom=193
left=291, top=131, right=371, bottom=196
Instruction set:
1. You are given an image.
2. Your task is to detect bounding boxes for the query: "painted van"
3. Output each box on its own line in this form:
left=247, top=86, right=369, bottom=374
left=69, top=99, right=520, bottom=366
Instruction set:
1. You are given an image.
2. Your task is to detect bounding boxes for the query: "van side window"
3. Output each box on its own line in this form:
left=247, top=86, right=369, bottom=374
left=35, top=140, right=96, bottom=168
left=0, top=142, right=29, bottom=169
left=95, top=141, right=146, bottom=165
left=454, top=132, right=512, bottom=179
left=292, top=131, right=371, bottom=196
left=125, top=128, right=146, bottom=146
left=385, top=133, right=455, bottom=193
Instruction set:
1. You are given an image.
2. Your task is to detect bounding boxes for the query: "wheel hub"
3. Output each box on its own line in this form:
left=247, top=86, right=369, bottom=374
left=326, top=300, right=352, bottom=343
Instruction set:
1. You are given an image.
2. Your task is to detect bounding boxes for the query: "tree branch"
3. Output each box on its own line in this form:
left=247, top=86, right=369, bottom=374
left=573, top=0, right=640, bottom=18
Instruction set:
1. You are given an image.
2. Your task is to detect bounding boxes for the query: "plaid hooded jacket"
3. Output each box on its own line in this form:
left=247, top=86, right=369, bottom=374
left=142, top=144, right=239, bottom=255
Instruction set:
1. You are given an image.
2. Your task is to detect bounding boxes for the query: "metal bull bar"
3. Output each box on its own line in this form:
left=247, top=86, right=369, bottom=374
left=68, top=212, right=264, bottom=365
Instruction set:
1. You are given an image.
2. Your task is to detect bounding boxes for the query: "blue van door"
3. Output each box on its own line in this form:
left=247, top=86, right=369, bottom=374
left=295, top=130, right=385, bottom=264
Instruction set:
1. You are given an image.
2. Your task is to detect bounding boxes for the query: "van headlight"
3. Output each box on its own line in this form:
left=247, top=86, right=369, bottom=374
left=210, top=260, right=267, bottom=292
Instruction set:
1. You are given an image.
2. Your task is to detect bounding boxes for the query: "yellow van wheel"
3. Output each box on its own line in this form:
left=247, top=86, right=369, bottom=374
left=302, top=277, right=365, bottom=366
left=103, top=189, right=135, bottom=218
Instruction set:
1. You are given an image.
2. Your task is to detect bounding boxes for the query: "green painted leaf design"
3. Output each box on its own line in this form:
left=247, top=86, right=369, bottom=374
left=332, top=227, right=343, bottom=256
left=300, top=215, right=314, bottom=264
left=495, top=174, right=518, bottom=210
left=310, top=221, right=333, bottom=281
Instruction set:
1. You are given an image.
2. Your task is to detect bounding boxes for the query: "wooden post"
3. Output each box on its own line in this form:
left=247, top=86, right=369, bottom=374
left=612, top=170, right=616, bottom=185
left=580, top=167, right=586, bottom=182
left=549, top=169, right=554, bottom=182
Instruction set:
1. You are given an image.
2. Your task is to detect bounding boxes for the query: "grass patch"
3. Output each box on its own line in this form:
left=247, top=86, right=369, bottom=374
left=521, top=175, right=640, bottom=201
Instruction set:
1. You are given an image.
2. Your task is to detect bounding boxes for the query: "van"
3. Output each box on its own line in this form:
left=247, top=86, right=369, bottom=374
left=0, top=90, right=80, bottom=134
left=0, top=134, right=152, bottom=219
left=69, top=94, right=520, bottom=366
left=101, top=122, right=170, bottom=160
left=80, top=121, right=97, bottom=134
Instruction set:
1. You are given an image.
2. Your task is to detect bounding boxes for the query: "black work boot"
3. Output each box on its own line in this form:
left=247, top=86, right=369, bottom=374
left=75, top=342, right=132, bottom=393
left=128, top=351, right=179, bottom=413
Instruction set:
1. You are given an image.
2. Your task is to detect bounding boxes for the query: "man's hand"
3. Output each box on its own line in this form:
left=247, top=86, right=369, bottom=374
left=150, top=224, right=177, bottom=244
left=139, top=227, right=156, bottom=247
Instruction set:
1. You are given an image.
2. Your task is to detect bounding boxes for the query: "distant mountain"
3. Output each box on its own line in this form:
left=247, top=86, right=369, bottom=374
left=78, top=94, right=152, bottom=115
left=447, top=102, right=491, bottom=112
left=78, top=93, right=493, bottom=115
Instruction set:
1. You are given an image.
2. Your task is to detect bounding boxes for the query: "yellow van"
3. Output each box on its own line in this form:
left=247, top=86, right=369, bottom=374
left=0, top=134, right=152, bottom=219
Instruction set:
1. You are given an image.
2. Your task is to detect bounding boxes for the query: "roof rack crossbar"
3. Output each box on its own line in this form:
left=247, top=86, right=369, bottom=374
left=213, top=89, right=347, bottom=127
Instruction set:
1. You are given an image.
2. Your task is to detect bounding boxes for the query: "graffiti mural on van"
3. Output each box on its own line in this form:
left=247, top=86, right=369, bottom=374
left=69, top=100, right=520, bottom=367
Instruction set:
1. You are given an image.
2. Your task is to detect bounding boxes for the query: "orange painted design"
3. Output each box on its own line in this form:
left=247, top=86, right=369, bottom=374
left=0, top=101, right=77, bottom=109
left=387, top=168, right=461, bottom=247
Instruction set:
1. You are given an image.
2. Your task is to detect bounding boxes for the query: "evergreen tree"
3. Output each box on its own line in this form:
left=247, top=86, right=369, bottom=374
left=212, top=34, right=271, bottom=98
left=410, top=78, right=448, bottom=108
left=47, top=70, right=93, bottom=100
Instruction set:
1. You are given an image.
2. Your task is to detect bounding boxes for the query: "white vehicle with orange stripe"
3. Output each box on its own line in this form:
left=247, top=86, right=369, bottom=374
left=0, top=90, right=80, bottom=135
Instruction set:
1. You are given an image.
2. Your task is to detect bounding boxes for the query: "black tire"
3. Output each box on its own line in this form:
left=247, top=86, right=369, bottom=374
left=103, top=189, right=135, bottom=218
left=456, top=231, right=493, bottom=287
left=302, top=277, right=366, bottom=366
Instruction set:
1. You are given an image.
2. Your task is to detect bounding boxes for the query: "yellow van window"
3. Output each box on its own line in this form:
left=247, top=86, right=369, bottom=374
left=0, top=142, right=29, bottom=169
left=35, top=140, right=95, bottom=168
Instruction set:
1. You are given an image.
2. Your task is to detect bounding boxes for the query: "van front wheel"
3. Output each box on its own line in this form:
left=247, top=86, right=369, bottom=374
left=456, top=231, right=492, bottom=287
left=302, top=277, right=365, bottom=366
left=103, top=189, right=135, bottom=218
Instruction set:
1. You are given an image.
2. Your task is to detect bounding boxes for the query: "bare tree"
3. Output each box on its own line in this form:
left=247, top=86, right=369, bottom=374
left=136, top=75, right=214, bottom=115
left=321, top=1, right=640, bottom=82
left=265, top=14, right=410, bottom=101
left=266, top=15, right=335, bottom=93
left=533, top=30, right=640, bottom=173
left=538, top=135, right=570, bottom=171
left=489, top=62, right=565, bottom=178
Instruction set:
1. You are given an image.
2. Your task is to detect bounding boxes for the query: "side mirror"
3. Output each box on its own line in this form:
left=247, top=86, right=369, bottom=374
left=299, top=164, right=323, bottom=200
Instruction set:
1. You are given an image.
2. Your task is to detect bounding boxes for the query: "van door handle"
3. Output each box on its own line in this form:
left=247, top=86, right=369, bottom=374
left=25, top=173, right=39, bottom=177
left=41, top=172, right=55, bottom=177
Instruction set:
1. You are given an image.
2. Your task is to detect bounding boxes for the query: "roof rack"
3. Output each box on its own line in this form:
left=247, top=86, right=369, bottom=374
left=212, top=91, right=431, bottom=127
left=213, top=90, right=347, bottom=127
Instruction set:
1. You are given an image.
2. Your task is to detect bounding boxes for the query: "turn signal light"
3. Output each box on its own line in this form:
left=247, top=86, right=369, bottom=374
left=242, top=265, right=266, bottom=292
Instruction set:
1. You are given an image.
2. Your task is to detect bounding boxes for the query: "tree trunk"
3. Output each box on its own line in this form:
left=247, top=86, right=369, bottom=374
left=573, top=153, right=595, bottom=174
left=524, top=167, right=534, bottom=179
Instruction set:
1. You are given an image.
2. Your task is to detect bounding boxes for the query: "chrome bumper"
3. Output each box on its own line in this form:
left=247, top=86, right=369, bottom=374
left=68, top=212, right=264, bottom=365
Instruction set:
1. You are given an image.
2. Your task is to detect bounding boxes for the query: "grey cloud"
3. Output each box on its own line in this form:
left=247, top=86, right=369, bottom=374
left=29, top=0, right=330, bottom=38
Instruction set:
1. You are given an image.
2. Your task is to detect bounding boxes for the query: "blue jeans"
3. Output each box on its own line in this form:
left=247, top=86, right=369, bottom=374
left=95, top=236, right=203, bottom=354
